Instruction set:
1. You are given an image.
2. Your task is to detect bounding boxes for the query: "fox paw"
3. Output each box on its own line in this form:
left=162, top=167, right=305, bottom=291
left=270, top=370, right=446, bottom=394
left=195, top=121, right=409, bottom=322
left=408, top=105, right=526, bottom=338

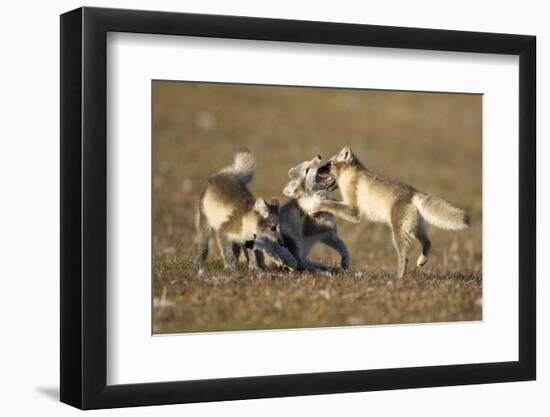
left=340, top=258, right=350, bottom=270
left=417, top=255, right=428, bottom=267
left=314, top=189, right=330, bottom=199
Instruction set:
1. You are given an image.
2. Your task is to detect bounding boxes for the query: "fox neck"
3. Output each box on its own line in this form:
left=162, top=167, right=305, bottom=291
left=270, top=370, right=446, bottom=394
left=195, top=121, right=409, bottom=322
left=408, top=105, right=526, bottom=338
left=221, top=209, right=260, bottom=242
left=336, top=165, right=362, bottom=205
left=239, top=211, right=261, bottom=241
left=296, top=193, right=323, bottom=215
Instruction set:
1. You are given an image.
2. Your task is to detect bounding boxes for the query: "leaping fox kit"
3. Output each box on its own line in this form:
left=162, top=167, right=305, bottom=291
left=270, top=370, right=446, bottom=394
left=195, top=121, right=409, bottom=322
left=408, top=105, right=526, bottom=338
left=322, top=146, right=470, bottom=279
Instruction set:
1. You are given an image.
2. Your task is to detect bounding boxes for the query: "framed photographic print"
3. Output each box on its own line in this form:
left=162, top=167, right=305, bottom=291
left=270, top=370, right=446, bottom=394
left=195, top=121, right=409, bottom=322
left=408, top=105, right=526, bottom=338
left=60, top=6, right=536, bottom=409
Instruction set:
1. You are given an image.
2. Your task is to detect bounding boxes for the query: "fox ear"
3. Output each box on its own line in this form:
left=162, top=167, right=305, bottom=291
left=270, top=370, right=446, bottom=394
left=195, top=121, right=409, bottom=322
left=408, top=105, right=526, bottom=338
left=254, top=198, right=270, bottom=218
left=339, top=146, right=353, bottom=163
left=288, top=167, right=299, bottom=179
left=283, top=180, right=298, bottom=198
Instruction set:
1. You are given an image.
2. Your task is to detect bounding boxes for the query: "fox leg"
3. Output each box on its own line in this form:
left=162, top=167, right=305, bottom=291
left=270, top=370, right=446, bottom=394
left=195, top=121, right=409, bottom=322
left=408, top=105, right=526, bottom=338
left=391, top=228, right=411, bottom=279
left=391, top=204, right=418, bottom=279
left=282, top=239, right=327, bottom=273
left=216, top=233, right=237, bottom=271
left=321, top=232, right=351, bottom=270
left=304, top=260, right=331, bottom=273
left=195, top=209, right=212, bottom=269
left=246, top=248, right=265, bottom=270
left=232, top=243, right=242, bottom=262
left=315, top=200, right=361, bottom=223
left=414, top=224, right=431, bottom=267
left=283, top=237, right=309, bottom=271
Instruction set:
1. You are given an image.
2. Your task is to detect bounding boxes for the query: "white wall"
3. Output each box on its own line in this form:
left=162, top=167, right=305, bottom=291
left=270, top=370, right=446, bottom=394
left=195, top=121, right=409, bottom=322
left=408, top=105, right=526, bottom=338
left=0, top=0, right=546, bottom=415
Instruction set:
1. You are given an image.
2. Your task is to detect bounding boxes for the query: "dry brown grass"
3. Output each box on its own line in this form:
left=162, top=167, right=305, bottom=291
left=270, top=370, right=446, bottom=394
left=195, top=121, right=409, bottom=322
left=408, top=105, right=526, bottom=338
left=153, top=81, right=482, bottom=333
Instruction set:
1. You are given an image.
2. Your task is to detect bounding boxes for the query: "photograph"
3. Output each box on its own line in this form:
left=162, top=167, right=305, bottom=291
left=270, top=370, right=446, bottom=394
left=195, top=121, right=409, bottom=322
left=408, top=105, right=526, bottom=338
left=152, top=81, right=482, bottom=334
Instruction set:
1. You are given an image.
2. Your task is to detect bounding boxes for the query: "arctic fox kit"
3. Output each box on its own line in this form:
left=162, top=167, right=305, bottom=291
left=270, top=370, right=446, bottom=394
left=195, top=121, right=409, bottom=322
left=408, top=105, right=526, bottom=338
left=195, top=150, right=283, bottom=271
left=280, top=155, right=350, bottom=272
left=326, top=146, right=470, bottom=279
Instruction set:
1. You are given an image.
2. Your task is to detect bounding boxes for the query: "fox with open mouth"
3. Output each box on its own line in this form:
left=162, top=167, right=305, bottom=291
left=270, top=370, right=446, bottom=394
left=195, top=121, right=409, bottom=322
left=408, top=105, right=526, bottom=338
left=279, top=155, right=352, bottom=273
left=323, top=146, right=470, bottom=279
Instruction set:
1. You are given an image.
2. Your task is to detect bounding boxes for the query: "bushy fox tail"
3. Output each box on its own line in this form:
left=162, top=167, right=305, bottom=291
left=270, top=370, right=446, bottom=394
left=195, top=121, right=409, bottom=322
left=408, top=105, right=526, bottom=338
left=220, top=150, right=256, bottom=185
left=413, top=193, right=470, bottom=230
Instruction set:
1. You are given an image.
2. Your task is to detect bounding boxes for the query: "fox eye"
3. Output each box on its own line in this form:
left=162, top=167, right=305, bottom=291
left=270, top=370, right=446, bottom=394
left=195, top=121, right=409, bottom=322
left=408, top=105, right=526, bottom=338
left=270, top=226, right=277, bottom=232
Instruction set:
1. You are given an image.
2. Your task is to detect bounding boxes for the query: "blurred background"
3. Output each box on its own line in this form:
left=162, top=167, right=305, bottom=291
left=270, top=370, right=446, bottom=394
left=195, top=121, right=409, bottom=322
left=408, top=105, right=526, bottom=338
left=153, top=81, right=482, bottom=333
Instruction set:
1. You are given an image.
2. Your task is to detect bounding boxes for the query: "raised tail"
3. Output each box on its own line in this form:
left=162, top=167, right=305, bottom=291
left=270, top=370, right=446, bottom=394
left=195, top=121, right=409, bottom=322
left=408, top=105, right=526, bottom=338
left=413, top=193, right=470, bottom=230
left=219, top=150, right=256, bottom=185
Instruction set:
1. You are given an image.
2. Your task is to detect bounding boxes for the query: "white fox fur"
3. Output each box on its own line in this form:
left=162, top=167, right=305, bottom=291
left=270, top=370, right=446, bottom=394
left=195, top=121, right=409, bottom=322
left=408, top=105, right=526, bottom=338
left=219, top=150, right=256, bottom=185
left=413, top=193, right=469, bottom=231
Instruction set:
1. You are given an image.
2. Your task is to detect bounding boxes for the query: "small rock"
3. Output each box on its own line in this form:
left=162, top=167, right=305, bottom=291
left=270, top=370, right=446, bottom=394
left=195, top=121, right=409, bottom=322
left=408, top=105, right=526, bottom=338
left=153, top=297, right=175, bottom=308
left=318, top=289, right=331, bottom=300
left=347, top=316, right=364, bottom=326
left=205, top=275, right=232, bottom=284
left=163, top=246, right=176, bottom=255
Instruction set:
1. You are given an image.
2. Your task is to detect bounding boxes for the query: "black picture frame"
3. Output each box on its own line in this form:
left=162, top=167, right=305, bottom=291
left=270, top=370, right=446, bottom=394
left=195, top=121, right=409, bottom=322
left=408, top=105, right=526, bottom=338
left=60, top=6, right=536, bottom=410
